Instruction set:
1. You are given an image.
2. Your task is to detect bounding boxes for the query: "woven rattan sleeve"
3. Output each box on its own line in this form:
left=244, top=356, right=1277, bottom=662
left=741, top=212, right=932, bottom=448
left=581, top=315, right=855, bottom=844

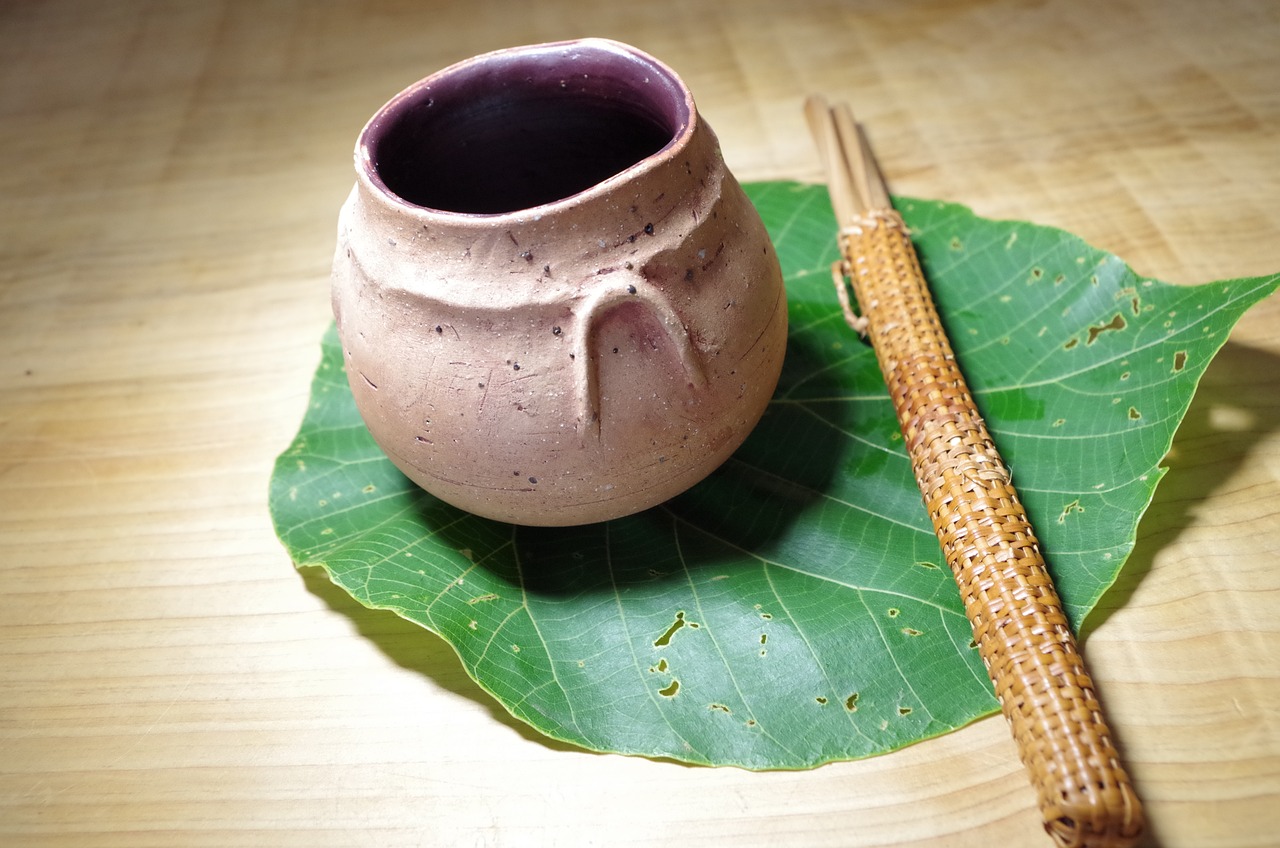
left=840, top=210, right=1145, bottom=848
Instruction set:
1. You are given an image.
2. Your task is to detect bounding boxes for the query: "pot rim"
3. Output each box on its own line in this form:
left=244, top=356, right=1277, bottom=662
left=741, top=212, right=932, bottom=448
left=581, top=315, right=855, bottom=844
left=354, top=38, right=697, bottom=224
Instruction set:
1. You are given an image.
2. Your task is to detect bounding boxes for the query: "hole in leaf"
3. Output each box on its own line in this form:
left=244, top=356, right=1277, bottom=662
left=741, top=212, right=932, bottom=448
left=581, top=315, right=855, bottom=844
left=653, top=611, right=686, bottom=647
left=709, top=703, right=731, bottom=713
left=886, top=608, right=900, bottom=618
left=816, top=696, right=828, bottom=706
left=1128, top=407, right=1142, bottom=420
left=901, top=628, right=922, bottom=637
left=1173, top=350, right=1188, bottom=372
left=1063, top=337, right=1079, bottom=350
left=845, top=693, right=859, bottom=712
left=898, top=706, right=913, bottom=716
left=658, top=679, right=679, bottom=697
left=1086, top=313, right=1126, bottom=345
left=1057, top=499, right=1084, bottom=524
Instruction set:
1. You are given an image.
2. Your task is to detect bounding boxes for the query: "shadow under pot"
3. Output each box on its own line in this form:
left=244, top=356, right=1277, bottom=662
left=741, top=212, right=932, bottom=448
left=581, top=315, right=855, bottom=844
left=331, top=38, right=787, bottom=526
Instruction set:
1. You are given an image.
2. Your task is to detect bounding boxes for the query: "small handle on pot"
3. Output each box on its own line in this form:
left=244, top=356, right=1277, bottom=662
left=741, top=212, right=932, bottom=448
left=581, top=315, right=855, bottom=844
left=572, top=279, right=706, bottom=440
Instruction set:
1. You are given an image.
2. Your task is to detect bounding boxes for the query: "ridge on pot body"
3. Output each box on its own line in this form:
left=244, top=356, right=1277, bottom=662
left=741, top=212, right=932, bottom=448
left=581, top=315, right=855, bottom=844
left=331, top=38, right=787, bottom=526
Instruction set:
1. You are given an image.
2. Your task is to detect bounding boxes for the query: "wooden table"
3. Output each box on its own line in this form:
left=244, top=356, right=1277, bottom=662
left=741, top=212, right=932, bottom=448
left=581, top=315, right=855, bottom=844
left=3, top=2, right=1277, bottom=845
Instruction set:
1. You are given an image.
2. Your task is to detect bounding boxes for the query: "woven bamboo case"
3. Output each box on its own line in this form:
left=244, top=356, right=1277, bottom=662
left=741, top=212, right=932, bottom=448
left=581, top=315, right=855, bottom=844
left=840, top=209, right=1143, bottom=848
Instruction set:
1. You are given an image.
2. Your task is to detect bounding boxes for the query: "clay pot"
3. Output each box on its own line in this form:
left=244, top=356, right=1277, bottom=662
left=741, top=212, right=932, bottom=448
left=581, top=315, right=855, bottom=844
left=331, top=38, right=787, bottom=526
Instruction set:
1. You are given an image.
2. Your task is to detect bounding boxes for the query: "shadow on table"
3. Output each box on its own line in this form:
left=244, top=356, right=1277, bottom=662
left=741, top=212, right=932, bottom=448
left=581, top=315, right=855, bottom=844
left=300, top=563, right=594, bottom=754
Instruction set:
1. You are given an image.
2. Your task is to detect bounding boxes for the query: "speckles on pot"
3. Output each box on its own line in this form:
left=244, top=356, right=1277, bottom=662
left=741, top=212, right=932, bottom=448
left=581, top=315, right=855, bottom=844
left=644, top=222, right=655, bottom=235
left=700, top=242, right=725, bottom=271
left=627, top=284, right=637, bottom=295
left=552, top=325, right=563, bottom=336
left=520, top=250, right=534, bottom=262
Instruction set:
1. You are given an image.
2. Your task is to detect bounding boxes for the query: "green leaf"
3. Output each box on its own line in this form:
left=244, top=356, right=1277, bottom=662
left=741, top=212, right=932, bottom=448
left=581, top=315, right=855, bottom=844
left=270, top=182, right=1278, bottom=769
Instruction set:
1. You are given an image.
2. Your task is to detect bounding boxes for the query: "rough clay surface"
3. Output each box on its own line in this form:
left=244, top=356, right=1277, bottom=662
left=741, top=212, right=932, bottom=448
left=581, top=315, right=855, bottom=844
left=331, top=40, right=787, bottom=526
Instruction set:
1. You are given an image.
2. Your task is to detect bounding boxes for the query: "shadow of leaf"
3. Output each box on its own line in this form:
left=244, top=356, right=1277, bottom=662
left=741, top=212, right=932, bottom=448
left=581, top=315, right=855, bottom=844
left=298, top=563, right=591, bottom=753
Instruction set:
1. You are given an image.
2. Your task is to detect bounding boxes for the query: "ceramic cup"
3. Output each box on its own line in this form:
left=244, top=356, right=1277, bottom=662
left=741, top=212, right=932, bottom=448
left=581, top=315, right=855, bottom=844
left=331, top=38, right=787, bottom=526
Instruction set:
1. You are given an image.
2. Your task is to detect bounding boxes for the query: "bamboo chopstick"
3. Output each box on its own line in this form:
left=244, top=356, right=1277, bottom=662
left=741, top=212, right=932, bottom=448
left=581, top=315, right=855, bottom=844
left=804, top=96, right=1145, bottom=848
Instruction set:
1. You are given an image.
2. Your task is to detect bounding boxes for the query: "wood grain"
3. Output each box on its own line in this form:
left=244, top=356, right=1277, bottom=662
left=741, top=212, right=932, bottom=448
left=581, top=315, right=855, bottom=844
left=1, top=1, right=1276, bottom=846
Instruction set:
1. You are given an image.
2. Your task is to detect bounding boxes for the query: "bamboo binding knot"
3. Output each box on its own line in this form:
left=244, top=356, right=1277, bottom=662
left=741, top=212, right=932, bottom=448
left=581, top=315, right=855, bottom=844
left=838, top=207, right=910, bottom=237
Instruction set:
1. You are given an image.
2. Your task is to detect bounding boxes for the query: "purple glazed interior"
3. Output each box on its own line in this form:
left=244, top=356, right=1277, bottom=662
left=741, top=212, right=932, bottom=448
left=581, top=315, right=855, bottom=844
left=361, top=41, right=691, bottom=215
